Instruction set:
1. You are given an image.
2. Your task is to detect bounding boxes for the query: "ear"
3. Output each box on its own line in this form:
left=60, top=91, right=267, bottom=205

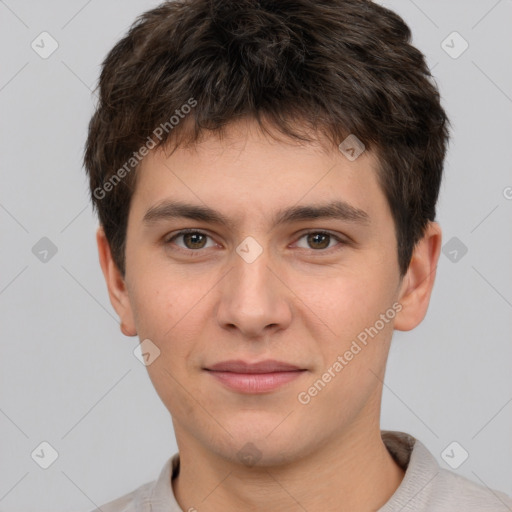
left=394, top=221, right=442, bottom=331
left=96, top=226, right=137, bottom=337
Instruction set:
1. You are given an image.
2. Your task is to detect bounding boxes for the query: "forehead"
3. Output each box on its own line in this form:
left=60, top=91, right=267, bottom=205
left=130, top=119, right=390, bottom=230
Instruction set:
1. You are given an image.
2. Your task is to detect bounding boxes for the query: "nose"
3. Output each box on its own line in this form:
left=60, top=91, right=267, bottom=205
left=215, top=243, right=292, bottom=340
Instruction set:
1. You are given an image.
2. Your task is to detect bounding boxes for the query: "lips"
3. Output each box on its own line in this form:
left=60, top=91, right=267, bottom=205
left=206, top=359, right=303, bottom=373
left=204, top=359, right=306, bottom=393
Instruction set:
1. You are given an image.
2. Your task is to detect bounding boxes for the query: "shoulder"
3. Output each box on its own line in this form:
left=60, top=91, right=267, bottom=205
left=85, top=454, right=180, bottom=512
left=87, top=480, right=154, bottom=512
left=429, top=467, right=512, bottom=511
left=381, top=431, right=512, bottom=511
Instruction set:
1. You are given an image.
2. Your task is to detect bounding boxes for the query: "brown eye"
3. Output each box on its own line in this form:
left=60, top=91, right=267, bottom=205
left=306, top=232, right=331, bottom=249
left=182, top=232, right=207, bottom=249
left=295, top=231, right=343, bottom=251
left=166, top=230, right=215, bottom=251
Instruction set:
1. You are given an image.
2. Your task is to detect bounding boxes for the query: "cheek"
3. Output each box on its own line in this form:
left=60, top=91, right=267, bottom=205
left=129, top=268, right=209, bottom=339
left=133, top=280, right=204, bottom=416
left=129, top=269, right=218, bottom=375
left=291, top=263, right=396, bottom=347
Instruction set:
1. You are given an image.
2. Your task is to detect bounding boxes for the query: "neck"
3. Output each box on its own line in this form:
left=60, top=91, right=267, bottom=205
left=172, top=423, right=405, bottom=512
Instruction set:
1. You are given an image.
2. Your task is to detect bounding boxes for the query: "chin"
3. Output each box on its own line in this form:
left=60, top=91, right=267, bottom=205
left=204, top=423, right=312, bottom=469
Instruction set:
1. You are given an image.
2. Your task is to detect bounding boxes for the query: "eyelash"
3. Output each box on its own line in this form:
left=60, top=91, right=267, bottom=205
left=164, top=229, right=348, bottom=255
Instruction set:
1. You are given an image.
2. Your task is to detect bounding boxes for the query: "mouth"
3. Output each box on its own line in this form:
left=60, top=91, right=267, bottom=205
left=204, top=359, right=307, bottom=394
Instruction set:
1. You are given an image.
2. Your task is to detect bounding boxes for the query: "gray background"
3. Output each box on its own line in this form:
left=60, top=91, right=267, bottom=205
left=1, top=0, right=511, bottom=510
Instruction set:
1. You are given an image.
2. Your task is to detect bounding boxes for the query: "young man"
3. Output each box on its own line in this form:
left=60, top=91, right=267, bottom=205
left=84, top=0, right=512, bottom=510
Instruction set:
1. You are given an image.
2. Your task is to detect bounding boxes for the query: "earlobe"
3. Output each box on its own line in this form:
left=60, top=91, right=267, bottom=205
left=120, top=321, right=137, bottom=337
left=96, top=226, right=138, bottom=337
left=394, top=222, right=442, bottom=332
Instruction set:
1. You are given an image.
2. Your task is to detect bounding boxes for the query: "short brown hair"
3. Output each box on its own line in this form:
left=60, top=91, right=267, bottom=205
left=84, top=0, right=450, bottom=277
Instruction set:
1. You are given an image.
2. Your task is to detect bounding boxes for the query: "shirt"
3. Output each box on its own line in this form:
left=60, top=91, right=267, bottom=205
left=90, top=430, right=512, bottom=511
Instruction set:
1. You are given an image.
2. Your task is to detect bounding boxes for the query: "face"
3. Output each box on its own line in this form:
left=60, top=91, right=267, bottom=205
left=100, top=119, right=439, bottom=466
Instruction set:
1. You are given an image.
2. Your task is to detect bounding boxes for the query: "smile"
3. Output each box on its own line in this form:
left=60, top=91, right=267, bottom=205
left=204, top=359, right=307, bottom=393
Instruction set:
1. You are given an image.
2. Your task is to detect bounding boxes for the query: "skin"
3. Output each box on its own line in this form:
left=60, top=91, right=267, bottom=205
left=97, top=118, right=442, bottom=511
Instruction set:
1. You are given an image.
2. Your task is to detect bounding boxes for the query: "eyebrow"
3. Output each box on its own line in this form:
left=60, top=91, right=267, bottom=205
left=142, top=199, right=370, bottom=229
